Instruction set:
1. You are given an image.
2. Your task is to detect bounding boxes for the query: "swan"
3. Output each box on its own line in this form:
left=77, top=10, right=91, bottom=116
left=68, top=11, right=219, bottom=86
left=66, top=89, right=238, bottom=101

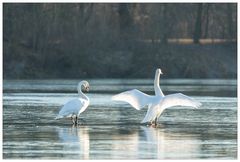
left=112, top=68, right=201, bottom=125
left=56, top=80, right=90, bottom=125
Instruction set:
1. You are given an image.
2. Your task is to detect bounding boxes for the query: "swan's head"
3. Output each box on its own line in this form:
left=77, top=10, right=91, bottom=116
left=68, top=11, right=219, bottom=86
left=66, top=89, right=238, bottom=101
left=78, top=80, right=90, bottom=92
left=156, top=68, right=163, bottom=75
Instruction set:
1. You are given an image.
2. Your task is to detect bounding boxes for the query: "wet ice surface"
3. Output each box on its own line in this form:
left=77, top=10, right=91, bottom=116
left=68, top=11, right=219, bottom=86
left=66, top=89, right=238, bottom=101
left=3, top=79, right=237, bottom=159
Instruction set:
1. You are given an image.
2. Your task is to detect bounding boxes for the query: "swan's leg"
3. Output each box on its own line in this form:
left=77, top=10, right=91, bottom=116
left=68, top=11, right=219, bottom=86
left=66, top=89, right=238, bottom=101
left=154, top=117, right=158, bottom=125
left=75, top=116, right=78, bottom=125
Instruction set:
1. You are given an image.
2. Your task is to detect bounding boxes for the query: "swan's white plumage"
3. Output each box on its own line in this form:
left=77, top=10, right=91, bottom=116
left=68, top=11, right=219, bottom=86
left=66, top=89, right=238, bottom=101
left=141, top=104, right=160, bottom=123
left=141, top=93, right=201, bottom=123
left=112, top=68, right=202, bottom=124
left=160, top=93, right=202, bottom=109
left=55, top=81, right=90, bottom=123
left=56, top=98, right=88, bottom=119
left=112, top=89, right=153, bottom=110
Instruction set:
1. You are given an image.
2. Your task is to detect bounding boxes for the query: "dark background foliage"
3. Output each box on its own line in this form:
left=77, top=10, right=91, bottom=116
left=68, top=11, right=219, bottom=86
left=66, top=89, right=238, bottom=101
left=3, top=3, right=237, bottom=79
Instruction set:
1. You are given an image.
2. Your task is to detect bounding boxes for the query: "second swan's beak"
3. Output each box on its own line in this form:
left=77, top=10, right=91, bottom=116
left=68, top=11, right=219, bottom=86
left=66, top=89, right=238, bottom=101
left=158, top=68, right=163, bottom=74
left=85, top=86, right=90, bottom=92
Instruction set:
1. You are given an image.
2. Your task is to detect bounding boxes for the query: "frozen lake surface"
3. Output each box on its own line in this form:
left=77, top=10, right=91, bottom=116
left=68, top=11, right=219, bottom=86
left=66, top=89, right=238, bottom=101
left=3, top=79, right=237, bottom=159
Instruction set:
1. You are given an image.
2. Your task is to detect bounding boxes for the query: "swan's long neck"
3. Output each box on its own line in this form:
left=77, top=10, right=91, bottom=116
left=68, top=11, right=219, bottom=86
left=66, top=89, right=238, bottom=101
left=78, top=84, right=89, bottom=101
left=154, top=72, right=164, bottom=97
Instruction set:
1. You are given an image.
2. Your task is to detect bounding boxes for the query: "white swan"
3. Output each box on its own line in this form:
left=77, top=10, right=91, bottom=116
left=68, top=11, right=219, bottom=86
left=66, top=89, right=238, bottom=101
left=56, top=80, right=90, bottom=125
left=112, top=68, right=201, bottom=125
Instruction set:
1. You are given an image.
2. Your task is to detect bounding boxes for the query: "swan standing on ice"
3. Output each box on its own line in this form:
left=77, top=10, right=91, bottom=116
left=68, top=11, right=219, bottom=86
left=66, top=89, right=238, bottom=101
left=112, top=69, right=201, bottom=125
left=56, top=81, right=90, bottom=125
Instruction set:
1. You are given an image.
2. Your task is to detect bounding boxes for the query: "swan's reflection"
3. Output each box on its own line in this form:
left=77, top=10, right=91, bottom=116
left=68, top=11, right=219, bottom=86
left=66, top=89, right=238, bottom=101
left=111, top=128, right=140, bottom=159
left=57, top=126, right=89, bottom=159
left=56, top=125, right=200, bottom=159
left=140, top=125, right=201, bottom=159
left=107, top=125, right=200, bottom=159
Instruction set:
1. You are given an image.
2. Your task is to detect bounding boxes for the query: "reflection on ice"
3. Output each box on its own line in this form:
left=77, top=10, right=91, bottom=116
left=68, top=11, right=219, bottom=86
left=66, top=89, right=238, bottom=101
left=57, top=126, right=90, bottom=159
left=140, top=126, right=201, bottom=159
left=54, top=124, right=224, bottom=159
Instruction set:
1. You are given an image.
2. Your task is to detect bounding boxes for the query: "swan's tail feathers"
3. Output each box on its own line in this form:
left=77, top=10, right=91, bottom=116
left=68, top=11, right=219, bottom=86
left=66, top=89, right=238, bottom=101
left=161, top=93, right=202, bottom=110
left=112, top=89, right=153, bottom=110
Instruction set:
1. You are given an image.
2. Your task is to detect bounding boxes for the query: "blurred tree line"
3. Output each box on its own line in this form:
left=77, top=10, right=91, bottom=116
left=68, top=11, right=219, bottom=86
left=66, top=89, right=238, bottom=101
left=3, top=3, right=237, bottom=79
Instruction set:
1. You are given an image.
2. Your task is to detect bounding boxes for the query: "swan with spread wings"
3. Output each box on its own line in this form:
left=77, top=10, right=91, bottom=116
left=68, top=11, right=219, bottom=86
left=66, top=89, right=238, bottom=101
left=112, top=69, right=201, bottom=125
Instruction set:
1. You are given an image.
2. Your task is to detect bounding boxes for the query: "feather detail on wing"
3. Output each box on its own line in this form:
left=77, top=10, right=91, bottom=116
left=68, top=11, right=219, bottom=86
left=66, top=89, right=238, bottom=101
left=160, top=93, right=202, bottom=110
left=111, top=89, right=153, bottom=110
left=141, top=93, right=201, bottom=123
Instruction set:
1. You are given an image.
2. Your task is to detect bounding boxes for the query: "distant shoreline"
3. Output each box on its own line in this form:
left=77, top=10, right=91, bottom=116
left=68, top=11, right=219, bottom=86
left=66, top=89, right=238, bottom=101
left=3, top=42, right=237, bottom=79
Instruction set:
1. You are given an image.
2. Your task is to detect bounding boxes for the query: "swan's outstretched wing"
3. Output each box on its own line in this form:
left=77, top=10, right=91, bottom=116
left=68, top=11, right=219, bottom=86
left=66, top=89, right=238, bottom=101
left=161, top=93, right=202, bottom=109
left=141, top=93, right=201, bottom=123
left=112, top=89, right=153, bottom=110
